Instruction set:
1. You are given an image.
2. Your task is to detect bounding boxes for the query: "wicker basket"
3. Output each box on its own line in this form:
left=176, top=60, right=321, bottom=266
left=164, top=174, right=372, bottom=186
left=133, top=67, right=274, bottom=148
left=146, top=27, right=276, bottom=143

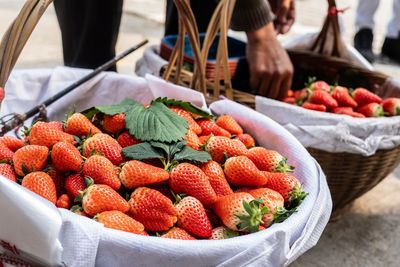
left=164, top=0, right=400, bottom=218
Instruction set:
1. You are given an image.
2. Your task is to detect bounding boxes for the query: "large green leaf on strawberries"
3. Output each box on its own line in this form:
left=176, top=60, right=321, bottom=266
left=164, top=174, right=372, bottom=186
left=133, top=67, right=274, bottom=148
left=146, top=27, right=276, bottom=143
left=154, top=97, right=213, bottom=119
left=121, top=142, right=164, bottom=160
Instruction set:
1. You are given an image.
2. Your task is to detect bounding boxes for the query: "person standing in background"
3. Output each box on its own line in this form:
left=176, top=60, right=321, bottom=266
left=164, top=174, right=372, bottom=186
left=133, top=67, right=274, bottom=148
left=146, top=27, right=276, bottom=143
left=354, top=0, right=400, bottom=63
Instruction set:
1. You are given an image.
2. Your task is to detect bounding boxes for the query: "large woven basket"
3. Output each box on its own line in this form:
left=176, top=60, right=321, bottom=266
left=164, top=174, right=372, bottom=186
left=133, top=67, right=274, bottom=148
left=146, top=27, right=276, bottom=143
left=164, top=0, right=400, bottom=218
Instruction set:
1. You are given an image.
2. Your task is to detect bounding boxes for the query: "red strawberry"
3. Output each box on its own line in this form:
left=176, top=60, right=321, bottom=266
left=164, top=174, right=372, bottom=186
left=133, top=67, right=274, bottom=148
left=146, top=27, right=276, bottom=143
left=216, top=115, right=243, bottom=135
left=175, top=196, right=212, bottom=238
left=82, top=184, right=130, bottom=216
left=200, top=160, right=233, bottom=197
left=96, top=210, right=147, bottom=235
left=308, top=90, right=338, bottom=109
left=293, top=88, right=309, bottom=102
left=0, top=87, right=4, bottom=103
left=0, top=136, right=25, bottom=152
left=264, top=172, right=307, bottom=205
left=214, top=192, right=267, bottom=232
left=332, top=107, right=353, bottom=113
left=234, top=133, right=255, bottom=149
left=197, top=119, right=231, bottom=137
left=47, top=121, right=64, bottom=132
left=209, top=226, right=239, bottom=240
left=129, top=187, right=178, bottom=231
left=382, top=98, right=400, bottom=116
left=246, top=147, right=294, bottom=173
left=120, top=160, right=169, bottom=189
left=51, top=142, right=82, bottom=172
left=0, top=163, right=17, bottom=182
left=148, top=181, right=175, bottom=201
left=333, top=107, right=365, bottom=118
left=13, top=145, right=48, bottom=176
left=224, top=156, right=267, bottom=187
left=0, top=142, right=14, bottom=161
left=310, top=80, right=331, bottom=92
left=302, top=102, right=327, bottom=112
left=103, top=113, right=126, bottom=134
left=161, top=227, right=196, bottom=240
left=169, top=106, right=202, bottom=135
left=65, top=113, right=101, bottom=137
left=286, top=89, right=294, bottom=97
left=357, top=103, right=384, bottom=117
left=82, top=133, right=123, bottom=165
left=352, top=88, right=382, bottom=106
left=205, top=136, right=247, bottom=163
left=117, top=131, right=141, bottom=148
left=65, top=173, right=86, bottom=199
left=21, top=171, right=57, bottom=204
left=83, top=155, right=121, bottom=190
left=283, top=97, right=296, bottom=105
left=198, top=135, right=211, bottom=146
left=56, top=194, right=72, bottom=209
left=70, top=205, right=90, bottom=217
left=169, top=163, right=217, bottom=208
left=331, top=86, right=358, bottom=108
left=184, top=129, right=200, bottom=150
left=29, top=122, right=74, bottom=148
left=205, top=209, right=222, bottom=228
left=46, top=165, right=65, bottom=196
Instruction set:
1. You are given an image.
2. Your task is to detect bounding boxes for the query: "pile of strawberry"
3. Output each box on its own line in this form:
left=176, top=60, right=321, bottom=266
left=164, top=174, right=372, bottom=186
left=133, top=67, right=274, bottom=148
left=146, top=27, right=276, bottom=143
left=283, top=79, right=400, bottom=118
left=0, top=98, right=307, bottom=240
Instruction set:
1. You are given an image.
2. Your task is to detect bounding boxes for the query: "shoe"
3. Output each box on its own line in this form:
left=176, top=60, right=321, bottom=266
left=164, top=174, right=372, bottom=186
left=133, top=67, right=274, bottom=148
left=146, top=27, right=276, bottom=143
left=381, top=33, right=400, bottom=63
left=354, top=28, right=375, bottom=63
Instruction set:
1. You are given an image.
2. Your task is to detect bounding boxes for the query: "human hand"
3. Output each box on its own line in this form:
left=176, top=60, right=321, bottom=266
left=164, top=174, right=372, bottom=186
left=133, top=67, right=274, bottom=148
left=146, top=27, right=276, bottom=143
left=246, top=23, right=293, bottom=99
left=268, top=0, right=295, bottom=34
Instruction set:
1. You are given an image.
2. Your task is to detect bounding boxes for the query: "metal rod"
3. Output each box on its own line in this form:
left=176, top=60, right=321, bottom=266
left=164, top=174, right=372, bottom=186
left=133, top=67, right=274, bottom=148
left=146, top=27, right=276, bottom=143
left=0, top=39, right=148, bottom=135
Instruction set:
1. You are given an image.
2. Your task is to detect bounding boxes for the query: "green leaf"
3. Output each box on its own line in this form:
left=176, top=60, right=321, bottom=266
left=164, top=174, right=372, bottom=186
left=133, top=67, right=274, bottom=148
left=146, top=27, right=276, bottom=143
left=122, top=143, right=164, bottom=160
left=81, top=107, right=99, bottom=120
left=96, top=99, right=140, bottom=115
left=173, top=145, right=211, bottom=163
left=150, top=141, right=186, bottom=158
left=154, top=97, right=213, bottom=119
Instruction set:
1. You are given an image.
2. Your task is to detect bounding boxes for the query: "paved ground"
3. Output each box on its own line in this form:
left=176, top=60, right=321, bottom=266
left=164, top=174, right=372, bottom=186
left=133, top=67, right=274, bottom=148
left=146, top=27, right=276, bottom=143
left=1, top=1, right=400, bottom=266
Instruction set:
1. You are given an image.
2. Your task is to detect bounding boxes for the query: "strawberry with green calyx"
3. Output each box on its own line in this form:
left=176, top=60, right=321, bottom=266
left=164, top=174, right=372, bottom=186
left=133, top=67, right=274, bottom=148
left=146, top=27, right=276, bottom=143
left=161, top=227, right=196, bottom=240
left=154, top=97, right=213, bottom=120
left=83, top=155, right=121, bottom=190
left=214, top=192, right=268, bottom=233
left=308, top=90, right=338, bottom=110
left=209, top=226, right=239, bottom=240
left=102, top=113, right=126, bottom=134
left=70, top=205, right=90, bottom=217
left=197, top=119, right=231, bottom=138
left=51, top=142, right=83, bottom=172
left=0, top=142, right=14, bottom=162
left=119, top=160, right=169, bottom=189
left=129, top=187, right=178, bottom=232
left=234, top=133, right=255, bottom=149
left=205, top=136, right=247, bottom=164
left=95, top=210, right=147, bottom=235
left=65, top=173, right=86, bottom=200
left=246, top=147, right=294, bottom=173
left=13, top=145, right=48, bottom=176
left=200, top=160, right=233, bottom=197
left=331, top=86, right=358, bottom=108
left=357, top=103, right=385, bottom=117
left=293, top=88, right=309, bottom=105
left=169, top=106, right=202, bottom=135
left=309, top=80, right=331, bottom=92
left=224, top=156, right=268, bottom=187
left=302, top=102, right=327, bottom=112
left=0, top=163, right=17, bottom=182
left=56, top=194, right=72, bottom=209
left=82, top=133, right=123, bottom=165
left=21, top=171, right=57, bottom=204
left=382, top=98, right=400, bottom=116
left=198, top=135, right=211, bottom=147
left=216, top=115, right=243, bottom=135
left=65, top=113, right=101, bottom=137
left=0, top=136, right=25, bottom=152
left=117, top=131, right=141, bottom=148
left=352, top=88, right=382, bottom=106
left=28, top=121, right=74, bottom=148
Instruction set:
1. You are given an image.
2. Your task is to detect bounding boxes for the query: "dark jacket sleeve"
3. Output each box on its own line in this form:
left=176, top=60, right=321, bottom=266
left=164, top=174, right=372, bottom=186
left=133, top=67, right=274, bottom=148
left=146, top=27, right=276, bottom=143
left=230, top=0, right=274, bottom=32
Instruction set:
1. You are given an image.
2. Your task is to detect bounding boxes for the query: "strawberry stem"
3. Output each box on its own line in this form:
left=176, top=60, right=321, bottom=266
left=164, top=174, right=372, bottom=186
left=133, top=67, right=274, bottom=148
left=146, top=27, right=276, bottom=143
left=286, top=184, right=308, bottom=210
left=236, top=198, right=268, bottom=233
left=274, top=158, right=295, bottom=173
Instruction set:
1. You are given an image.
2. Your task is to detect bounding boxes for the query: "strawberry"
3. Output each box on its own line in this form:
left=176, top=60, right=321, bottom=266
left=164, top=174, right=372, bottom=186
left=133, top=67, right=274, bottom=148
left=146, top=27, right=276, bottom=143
left=308, top=90, right=338, bottom=109
left=0, top=136, right=25, bottom=152
left=209, top=226, right=239, bottom=240
left=382, top=98, right=400, bottom=116
left=310, top=80, right=331, bottom=92
left=96, top=210, right=147, bottom=235
left=198, top=135, right=211, bottom=146
left=234, top=133, right=255, bottom=149
left=264, top=172, right=307, bottom=205
left=82, top=133, right=123, bottom=165
left=205, top=209, right=222, bottom=228
left=175, top=196, right=212, bottom=238
left=293, top=88, right=309, bottom=102
left=223, top=156, right=268, bottom=187
left=148, top=181, right=175, bottom=201
left=65, top=113, right=101, bottom=137
left=205, top=136, right=247, bottom=163
left=333, top=107, right=365, bottom=118
left=286, top=89, right=294, bottom=97
left=51, top=142, right=82, bottom=172
left=117, top=131, right=141, bottom=148
left=0, top=163, right=17, bottom=182
left=200, top=160, right=233, bottom=197
left=352, top=88, right=382, bottom=106
left=102, top=113, right=126, bottom=134
left=21, top=171, right=57, bottom=204
left=332, top=107, right=353, bottom=113
left=70, top=205, right=90, bottom=217
left=161, top=227, right=196, bottom=240
left=46, top=165, right=65, bottom=196
left=81, top=184, right=129, bottom=216
left=357, top=103, right=384, bottom=117
left=169, top=163, right=217, bottom=208
left=197, top=119, right=231, bottom=137
left=47, top=121, right=64, bottom=132
left=65, top=173, right=86, bottom=199
left=13, top=145, right=48, bottom=176
left=0, top=87, right=4, bottom=103
left=120, top=160, right=169, bottom=189
left=331, top=86, right=358, bottom=108
left=184, top=129, right=200, bottom=150
left=216, top=115, right=243, bottom=135
left=56, top=194, right=72, bottom=209
left=214, top=192, right=267, bottom=232
left=302, top=102, right=327, bottom=112
left=169, top=106, right=202, bottom=135
left=0, top=142, right=14, bottom=161
left=246, top=147, right=294, bottom=173
left=29, top=122, right=74, bottom=148
left=283, top=97, right=296, bottom=105
left=83, top=155, right=121, bottom=190
left=129, top=187, right=178, bottom=231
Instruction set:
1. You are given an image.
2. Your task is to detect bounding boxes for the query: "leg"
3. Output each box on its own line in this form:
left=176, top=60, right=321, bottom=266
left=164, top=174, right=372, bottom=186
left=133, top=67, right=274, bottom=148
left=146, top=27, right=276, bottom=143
left=386, top=0, right=400, bottom=38
left=54, top=0, right=123, bottom=71
left=381, top=0, right=400, bottom=62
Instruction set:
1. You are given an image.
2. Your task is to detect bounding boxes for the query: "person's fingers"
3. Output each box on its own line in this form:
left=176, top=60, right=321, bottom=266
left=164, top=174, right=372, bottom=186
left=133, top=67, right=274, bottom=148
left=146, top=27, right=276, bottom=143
left=258, top=73, right=273, bottom=97
left=278, top=73, right=292, bottom=100
left=269, top=74, right=283, bottom=100
left=249, top=71, right=262, bottom=93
